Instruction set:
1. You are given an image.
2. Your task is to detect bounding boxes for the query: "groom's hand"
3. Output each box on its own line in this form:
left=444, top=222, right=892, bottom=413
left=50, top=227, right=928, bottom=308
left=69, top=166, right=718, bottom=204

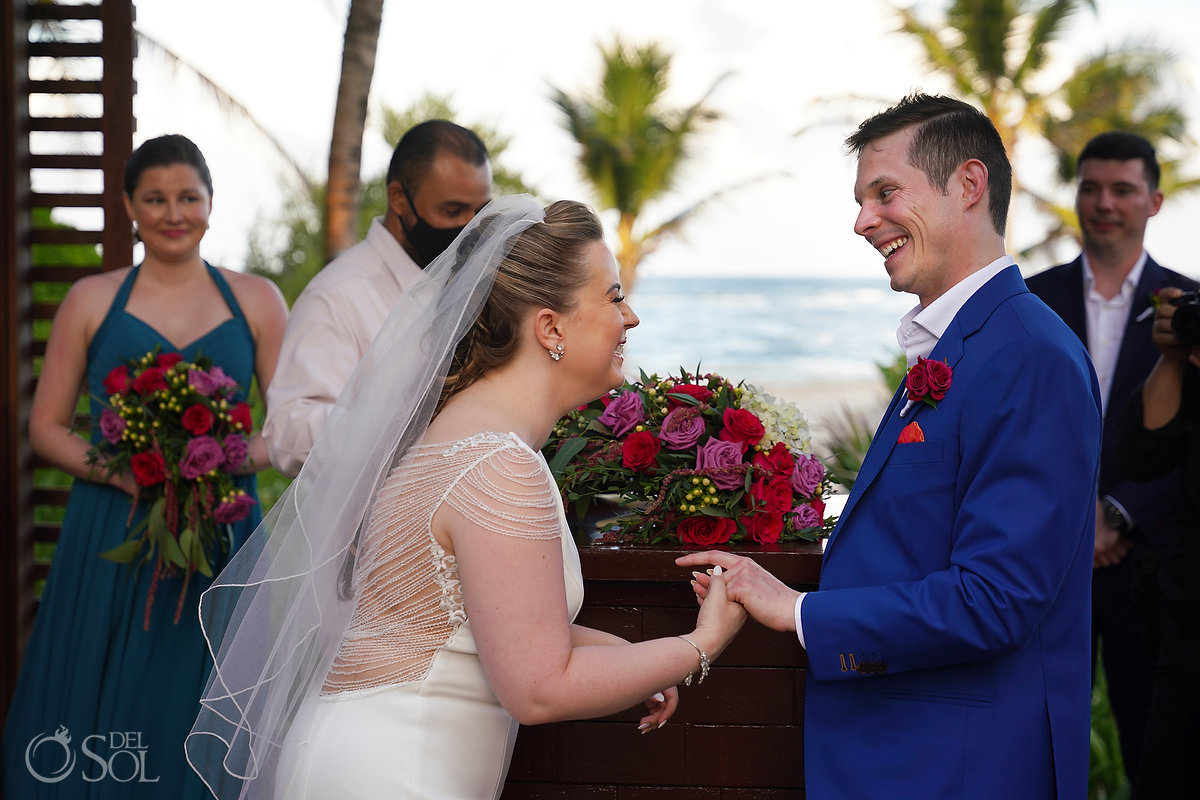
left=677, top=551, right=799, bottom=633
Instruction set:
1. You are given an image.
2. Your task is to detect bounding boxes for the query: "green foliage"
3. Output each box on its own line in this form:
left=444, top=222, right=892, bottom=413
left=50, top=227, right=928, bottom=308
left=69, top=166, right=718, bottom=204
left=248, top=93, right=533, bottom=305
left=1089, top=655, right=1131, bottom=799
left=895, top=0, right=1193, bottom=255
left=552, top=37, right=748, bottom=290
left=818, top=352, right=905, bottom=490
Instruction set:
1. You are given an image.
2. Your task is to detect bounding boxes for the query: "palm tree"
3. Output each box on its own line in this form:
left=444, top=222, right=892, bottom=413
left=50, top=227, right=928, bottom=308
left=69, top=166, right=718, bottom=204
left=325, top=0, right=385, bottom=259
left=895, top=0, right=1193, bottom=255
left=552, top=39, right=737, bottom=292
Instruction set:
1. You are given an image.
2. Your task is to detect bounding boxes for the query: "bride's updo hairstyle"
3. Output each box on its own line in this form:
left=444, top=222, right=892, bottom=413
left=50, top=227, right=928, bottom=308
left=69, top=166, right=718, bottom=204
left=438, top=200, right=603, bottom=410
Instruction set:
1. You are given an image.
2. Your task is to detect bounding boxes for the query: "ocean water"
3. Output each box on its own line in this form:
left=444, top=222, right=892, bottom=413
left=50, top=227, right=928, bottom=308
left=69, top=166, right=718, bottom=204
left=621, top=275, right=913, bottom=386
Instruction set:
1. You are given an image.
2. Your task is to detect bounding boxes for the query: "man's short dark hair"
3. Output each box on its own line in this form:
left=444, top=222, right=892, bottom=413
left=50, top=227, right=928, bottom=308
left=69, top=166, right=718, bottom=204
left=846, top=93, right=1013, bottom=236
left=1077, top=131, right=1160, bottom=190
left=386, top=120, right=489, bottom=193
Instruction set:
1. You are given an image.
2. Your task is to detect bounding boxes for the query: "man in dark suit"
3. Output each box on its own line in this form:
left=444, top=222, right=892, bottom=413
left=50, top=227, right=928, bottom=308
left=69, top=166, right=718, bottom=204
left=682, top=94, right=1099, bottom=799
left=1025, top=131, right=1197, bottom=788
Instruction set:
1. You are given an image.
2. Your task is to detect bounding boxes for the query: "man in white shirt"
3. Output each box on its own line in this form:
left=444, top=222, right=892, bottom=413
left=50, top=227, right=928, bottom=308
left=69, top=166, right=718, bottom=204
left=680, top=94, right=1099, bottom=798
left=264, top=121, right=492, bottom=476
left=1025, top=132, right=1197, bottom=789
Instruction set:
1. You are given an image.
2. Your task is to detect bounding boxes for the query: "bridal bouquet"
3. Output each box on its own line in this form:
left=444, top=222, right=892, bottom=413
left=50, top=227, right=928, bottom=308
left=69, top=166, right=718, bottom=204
left=544, top=369, right=835, bottom=545
left=87, top=347, right=256, bottom=628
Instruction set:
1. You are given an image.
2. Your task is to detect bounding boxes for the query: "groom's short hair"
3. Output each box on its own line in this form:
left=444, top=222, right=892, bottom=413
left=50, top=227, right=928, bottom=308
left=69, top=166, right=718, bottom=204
left=386, top=120, right=490, bottom=193
left=846, top=93, right=1012, bottom=237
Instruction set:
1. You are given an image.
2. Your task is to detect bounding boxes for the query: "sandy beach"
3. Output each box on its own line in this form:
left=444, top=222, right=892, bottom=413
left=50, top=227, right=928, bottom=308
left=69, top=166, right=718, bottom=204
left=755, top=378, right=892, bottom=449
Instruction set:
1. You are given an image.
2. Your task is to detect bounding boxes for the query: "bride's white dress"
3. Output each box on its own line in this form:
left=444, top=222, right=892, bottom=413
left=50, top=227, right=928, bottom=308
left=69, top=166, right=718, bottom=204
left=274, top=432, right=584, bottom=799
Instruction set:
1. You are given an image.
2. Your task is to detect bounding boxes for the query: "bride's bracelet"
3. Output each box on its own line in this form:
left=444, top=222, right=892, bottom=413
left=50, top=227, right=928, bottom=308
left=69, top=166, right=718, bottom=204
left=676, top=635, right=710, bottom=686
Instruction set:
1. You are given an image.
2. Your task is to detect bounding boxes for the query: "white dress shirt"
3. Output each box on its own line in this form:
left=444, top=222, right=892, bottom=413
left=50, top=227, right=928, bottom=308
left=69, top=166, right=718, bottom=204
left=793, top=255, right=1017, bottom=647
left=1081, top=251, right=1146, bottom=416
left=264, top=218, right=423, bottom=477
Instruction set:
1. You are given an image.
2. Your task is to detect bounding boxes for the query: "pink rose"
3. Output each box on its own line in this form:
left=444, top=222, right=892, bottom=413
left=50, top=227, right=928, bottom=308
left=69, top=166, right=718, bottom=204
left=695, top=438, right=746, bottom=491
left=658, top=406, right=706, bottom=450
left=188, top=368, right=221, bottom=396
left=677, top=516, right=735, bottom=546
left=222, top=433, right=248, bottom=471
left=180, top=435, right=225, bottom=479
left=99, top=409, right=126, bottom=444
left=207, top=366, right=238, bottom=391
left=791, top=503, right=821, bottom=530
left=213, top=492, right=256, bottom=524
left=598, top=391, right=645, bottom=437
left=791, top=453, right=825, bottom=497
left=718, top=408, right=764, bottom=452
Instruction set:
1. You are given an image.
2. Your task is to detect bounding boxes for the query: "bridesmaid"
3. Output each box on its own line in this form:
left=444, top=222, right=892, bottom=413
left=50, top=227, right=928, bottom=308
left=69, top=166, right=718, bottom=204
left=2, top=134, right=287, bottom=798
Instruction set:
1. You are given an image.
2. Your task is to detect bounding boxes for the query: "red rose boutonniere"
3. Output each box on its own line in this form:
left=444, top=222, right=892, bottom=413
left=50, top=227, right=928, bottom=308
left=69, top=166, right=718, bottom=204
left=906, top=356, right=952, bottom=409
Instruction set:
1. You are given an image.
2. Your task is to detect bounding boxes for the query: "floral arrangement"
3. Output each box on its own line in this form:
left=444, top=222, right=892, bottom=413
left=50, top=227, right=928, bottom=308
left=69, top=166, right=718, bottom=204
left=544, top=369, right=835, bottom=546
left=87, top=348, right=256, bottom=628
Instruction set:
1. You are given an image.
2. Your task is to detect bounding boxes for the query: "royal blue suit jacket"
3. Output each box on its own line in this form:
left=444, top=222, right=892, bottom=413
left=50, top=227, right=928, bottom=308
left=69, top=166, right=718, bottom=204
left=1025, top=255, right=1197, bottom=546
left=802, top=266, right=1100, bottom=799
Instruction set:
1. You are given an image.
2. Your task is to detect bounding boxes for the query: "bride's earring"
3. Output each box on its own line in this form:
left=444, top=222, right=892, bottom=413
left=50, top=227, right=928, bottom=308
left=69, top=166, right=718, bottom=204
left=549, top=343, right=565, bottom=362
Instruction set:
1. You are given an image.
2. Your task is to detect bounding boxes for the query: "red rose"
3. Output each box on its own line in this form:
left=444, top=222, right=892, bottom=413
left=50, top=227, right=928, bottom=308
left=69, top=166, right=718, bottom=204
left=130, top=451, right=167, bottom=487
left=181, top=403, right=215, bottom=435
left=748, top=475, right=794, bottom=513
left=677, top=516, right=735, bottom=546
left=753, top=441, right=795, bottom=476
left=897, top=420, right=925, bottom=444
left=808, top=495, right=826, bottom=520
left=102, top=365, right=131, bottom=395
left=156, top=352, right=184, bottom=369
left=905, top=360, right=930, bottom=401
left=718, top=408, right=765, bottom=452
left=132, top=366, right=168, bottom=396
left=667, top=383, right=714, bottom=410
left=621, top=430, right=661, bottom=472
left=925, top=359, right=952, bottom=401
left=745, top=512, right=784, bottom=544
left=230, top=402, right=253, bottom=433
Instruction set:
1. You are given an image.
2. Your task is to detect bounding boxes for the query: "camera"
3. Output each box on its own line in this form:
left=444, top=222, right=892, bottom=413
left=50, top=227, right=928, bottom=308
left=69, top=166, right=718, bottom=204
left=1169, top=291, right=1200, bottom=346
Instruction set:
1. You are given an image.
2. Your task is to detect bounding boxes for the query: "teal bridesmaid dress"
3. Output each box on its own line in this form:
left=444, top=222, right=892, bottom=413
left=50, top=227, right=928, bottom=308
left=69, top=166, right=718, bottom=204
left=3, top=264, right=262, bottom=798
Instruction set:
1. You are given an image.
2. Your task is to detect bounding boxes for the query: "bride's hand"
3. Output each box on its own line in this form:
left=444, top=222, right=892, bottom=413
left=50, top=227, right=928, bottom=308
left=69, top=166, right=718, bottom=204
left=636, top=686, right=679, bottom=733
left=690, top=565, right=747, bottom=659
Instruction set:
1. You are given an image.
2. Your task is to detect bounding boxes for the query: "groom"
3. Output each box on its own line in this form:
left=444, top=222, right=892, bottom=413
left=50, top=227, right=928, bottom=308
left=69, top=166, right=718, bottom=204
left=680, top=94, right=1099, bottom=798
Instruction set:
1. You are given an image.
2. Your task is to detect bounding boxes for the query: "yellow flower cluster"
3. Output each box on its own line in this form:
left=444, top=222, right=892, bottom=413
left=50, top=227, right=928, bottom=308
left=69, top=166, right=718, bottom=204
left=678, top=476, right=719, bottom=513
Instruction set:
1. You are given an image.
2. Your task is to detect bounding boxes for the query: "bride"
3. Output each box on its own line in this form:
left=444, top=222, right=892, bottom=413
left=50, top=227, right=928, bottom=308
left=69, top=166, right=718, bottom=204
left=186, top=196, right=746, bottom=798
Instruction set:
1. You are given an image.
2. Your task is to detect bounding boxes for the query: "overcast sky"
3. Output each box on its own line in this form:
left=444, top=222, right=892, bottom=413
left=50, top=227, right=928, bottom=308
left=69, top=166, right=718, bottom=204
left=126, top=0, right=1200, bottom=281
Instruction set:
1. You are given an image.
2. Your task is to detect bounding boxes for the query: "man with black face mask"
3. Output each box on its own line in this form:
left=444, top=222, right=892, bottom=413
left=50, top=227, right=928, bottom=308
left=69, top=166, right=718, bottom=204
left=264, top=120, right=492, bottom=476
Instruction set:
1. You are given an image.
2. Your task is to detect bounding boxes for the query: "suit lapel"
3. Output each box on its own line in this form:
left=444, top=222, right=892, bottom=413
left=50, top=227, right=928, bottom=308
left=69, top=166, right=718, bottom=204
left=823, top=266, right=1027, bottom=561
left=1107, top=258, right=1164, bottom=416
left=1057, top=258, right=1088, bottom=347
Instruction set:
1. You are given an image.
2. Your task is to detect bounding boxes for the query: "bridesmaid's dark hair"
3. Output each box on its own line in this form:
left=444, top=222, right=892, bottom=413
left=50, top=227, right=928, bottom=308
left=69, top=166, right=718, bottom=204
left=123, top=134, right=213, bottom=197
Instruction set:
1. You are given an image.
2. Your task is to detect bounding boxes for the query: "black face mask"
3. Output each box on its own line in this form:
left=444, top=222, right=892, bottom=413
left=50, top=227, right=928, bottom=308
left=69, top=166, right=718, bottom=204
left=400, top=186, right=466, bottom=267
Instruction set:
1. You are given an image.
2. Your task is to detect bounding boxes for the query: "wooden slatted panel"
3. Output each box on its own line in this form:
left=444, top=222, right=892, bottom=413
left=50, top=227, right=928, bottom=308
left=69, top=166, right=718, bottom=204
left=4, top=1, right=136, bottom=725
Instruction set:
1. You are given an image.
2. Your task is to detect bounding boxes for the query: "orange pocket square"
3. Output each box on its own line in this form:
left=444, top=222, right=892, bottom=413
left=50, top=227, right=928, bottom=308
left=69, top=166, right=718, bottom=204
left=897, top=420, right=925, bottom=444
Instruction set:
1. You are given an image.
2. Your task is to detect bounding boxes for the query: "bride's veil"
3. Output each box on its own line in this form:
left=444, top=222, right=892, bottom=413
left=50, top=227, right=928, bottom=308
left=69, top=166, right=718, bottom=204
left=185, top=195, right=546, bottom=799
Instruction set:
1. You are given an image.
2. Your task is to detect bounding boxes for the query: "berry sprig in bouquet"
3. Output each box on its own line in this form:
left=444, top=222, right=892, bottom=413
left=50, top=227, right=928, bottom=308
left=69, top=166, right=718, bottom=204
left=88, top=348, right=256, bottom=627
left=544, top=369, right=835, bottom=546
